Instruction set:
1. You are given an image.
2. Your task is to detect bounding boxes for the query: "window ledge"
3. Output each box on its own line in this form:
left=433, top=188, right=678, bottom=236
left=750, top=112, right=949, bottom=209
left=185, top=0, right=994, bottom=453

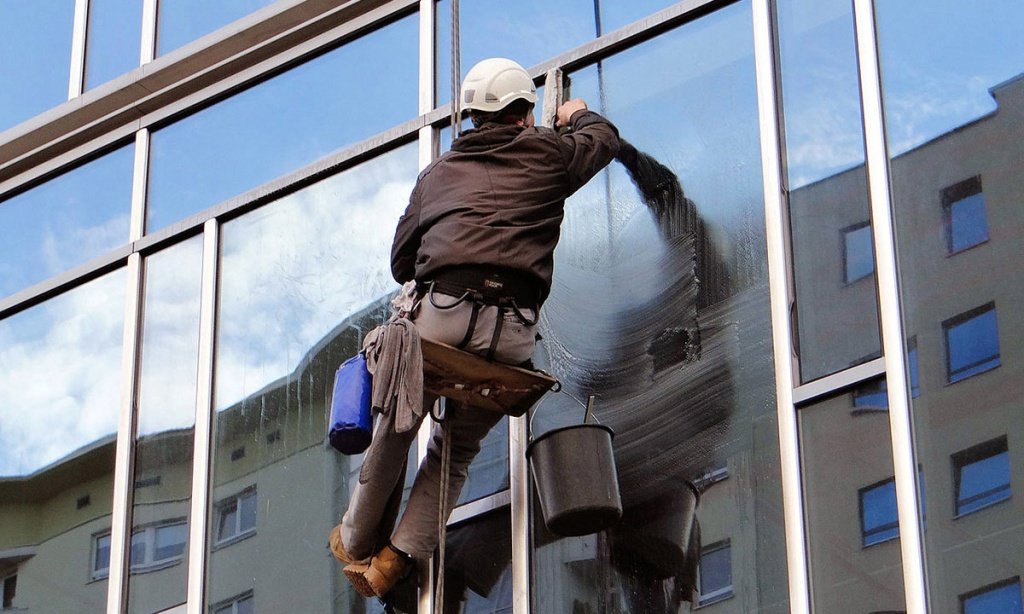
left=212, top=529, right=257, bottom=551
left=697, top=589, right=734, bottom=608
left=130, top=558, right=183, bottom=575
left=862, top=534, right=899, bottom=549
left=946, top=362, right=1001, bottom=386
left=946, top=238, right=990, bottom=257
left=954, top=495, right=1012, bottom=520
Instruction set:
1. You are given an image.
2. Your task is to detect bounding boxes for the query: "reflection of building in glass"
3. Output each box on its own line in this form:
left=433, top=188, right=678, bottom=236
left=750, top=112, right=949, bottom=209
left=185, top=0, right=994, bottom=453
left=795, top=75, right=1024, bottom=612
left=0, top=0, right=1019, bottom=612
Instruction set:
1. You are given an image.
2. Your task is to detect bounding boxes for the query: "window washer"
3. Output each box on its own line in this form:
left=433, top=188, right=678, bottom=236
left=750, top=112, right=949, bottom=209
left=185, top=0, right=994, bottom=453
left=329, top=57, right=621, bottom=601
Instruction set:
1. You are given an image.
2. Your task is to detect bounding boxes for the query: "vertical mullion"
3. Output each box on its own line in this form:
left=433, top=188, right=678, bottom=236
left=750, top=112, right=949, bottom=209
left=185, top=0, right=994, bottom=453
left=417, top=3, right=436, bottom=613
left=186, top=219, right=219, bottom=614
left=107, top=252, right=144, bottom=614
left=69, top=0, right=89, bottom=98
left=141, top=0, right=158, bottom=65
left=850, top=0, right=928, bottom=612
left=130, top=129, right=150, bottom=241
left=751, top=1, right=810, bottom=612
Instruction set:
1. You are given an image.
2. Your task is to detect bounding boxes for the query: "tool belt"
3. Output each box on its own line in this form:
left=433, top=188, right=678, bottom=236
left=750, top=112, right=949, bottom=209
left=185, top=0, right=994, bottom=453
left=417, top=266, right=541, bottom=360
left=419, top=266, right=542, bottom=311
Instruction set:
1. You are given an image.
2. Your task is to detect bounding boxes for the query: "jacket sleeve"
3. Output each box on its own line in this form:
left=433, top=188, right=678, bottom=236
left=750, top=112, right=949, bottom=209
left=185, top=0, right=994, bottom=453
left=390, top=183, right=423, bottom=283
left=558, top=110, right=621, bottom=193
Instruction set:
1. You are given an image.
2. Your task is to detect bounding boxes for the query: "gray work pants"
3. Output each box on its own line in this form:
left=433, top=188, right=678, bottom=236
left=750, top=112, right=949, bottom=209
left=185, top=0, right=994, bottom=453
left=340, top=292, right=537, bottom=560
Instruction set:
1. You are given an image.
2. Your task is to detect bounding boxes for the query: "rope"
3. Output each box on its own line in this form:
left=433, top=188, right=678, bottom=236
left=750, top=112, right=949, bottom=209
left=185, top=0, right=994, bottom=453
left=449, top=0, right=461, bottom=143
left=434, top=414, right=453, bottom=613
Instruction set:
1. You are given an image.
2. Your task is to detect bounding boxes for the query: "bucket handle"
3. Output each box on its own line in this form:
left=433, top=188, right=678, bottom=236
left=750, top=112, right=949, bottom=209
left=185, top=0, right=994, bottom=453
left=528, top=390, right=603, bottom=443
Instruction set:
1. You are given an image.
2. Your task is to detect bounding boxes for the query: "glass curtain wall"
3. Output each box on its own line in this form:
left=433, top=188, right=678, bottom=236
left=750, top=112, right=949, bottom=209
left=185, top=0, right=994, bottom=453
left=0, top=270, right=126, bottom=613
left=125, top=236, right=205, bottom=613
left=206, top=143, right=418, bottom=613
left=875, top=0, right=1024, bottom=610
left=528, top=2, right=788, bottom=611
left=778, top=0, right=881, bottom=383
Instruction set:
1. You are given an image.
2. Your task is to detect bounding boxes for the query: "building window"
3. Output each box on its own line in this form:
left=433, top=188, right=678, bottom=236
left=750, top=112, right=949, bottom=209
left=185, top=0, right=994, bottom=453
left=843, top=221, right=874, bottom=283
left=860, top=478, right=899, bottom=546
left=93, top=521, right=188, bottom=579
left=953, top=436, right=1011, bottom=517
left=960, top=578, right=1022, bottom=614
left=93, top=533, right=112, bottom=579
left=216, top=488, right=257, bottom=544
left=852, top=378, right=889, bottom=412
left=212, top=591, right=254, bottom=614
left=944, top=303, right=1000, bottom=383
left=3, top=574, right=16, bottom=609
left=697, top=540, right=733, bottom=606
left=943, top=176, right=989, bottom=254
left=908, top=337, right=920, bottom=397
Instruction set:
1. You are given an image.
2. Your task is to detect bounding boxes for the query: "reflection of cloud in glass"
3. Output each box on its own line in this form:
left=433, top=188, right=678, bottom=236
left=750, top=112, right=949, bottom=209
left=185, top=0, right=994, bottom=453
left=0, top=270, right=126, bottom=476
left=215, top=144, right=418, bottom=409
left=137, top=236, right=204, bottom=435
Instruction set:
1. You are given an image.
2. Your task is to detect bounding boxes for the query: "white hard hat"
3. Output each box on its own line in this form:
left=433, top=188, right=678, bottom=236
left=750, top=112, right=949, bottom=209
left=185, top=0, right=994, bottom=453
left=461, top=58, right=537, bottom=113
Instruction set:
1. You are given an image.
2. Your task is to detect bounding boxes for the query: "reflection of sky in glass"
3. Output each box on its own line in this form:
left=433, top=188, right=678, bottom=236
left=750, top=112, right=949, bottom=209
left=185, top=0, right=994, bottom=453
left=157, top=0, right=278, bottom=56
left=777, top=0, right=865, bottom=188
left=147, top=13, right=417, bottom=232
left=215, top=143, right=417, bottom=410
left=566, top=3, right=761, bottom=239
left=437, top=0, right=592, bottom=106
left=0, top=1, right=73, bottom=132
left=877, top=0, right=1024, bottom=155
left=0, top=269, right=126, bottom=477
left=137, top=236, right=203, bottom=434
left=0, top=143, right=134, bottom=300
left=85, top=0, right=142, bottom=89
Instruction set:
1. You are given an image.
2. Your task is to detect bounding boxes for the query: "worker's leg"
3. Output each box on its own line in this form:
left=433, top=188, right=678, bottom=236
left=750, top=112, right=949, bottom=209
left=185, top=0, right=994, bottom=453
left=339, top=392, right=435, bottom=560
left=389, top=402, right=503, bottom=558
left=389, top=299, right=538, bottom=558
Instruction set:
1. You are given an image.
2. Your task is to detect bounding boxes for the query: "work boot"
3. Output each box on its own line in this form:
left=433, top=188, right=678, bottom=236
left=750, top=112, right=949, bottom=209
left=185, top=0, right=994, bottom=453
left=364, top=544, right=414, bottom=598
left=328, top=524, right=368, bottom=565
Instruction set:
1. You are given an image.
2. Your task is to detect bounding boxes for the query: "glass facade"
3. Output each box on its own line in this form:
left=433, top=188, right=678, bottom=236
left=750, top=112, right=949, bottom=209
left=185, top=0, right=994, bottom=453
left=1, top=0, right=1020, bottom=612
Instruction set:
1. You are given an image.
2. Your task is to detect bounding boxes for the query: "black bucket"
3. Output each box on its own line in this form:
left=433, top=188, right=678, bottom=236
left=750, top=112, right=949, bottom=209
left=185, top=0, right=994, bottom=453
left=526, top=423, right=622, bottom=536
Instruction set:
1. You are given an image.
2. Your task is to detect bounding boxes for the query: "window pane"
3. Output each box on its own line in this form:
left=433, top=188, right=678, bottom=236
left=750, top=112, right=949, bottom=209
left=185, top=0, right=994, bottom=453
left=235, top=595, right=255, bottom=614
left=85, top=0, right=142, bottom=89
left=95, top=535, right=112, bottom=573
left=129, top=532, right=147, bottom=567
left=239, top=491, right=257, bottom=532
left=949, top=192, right=989, bottom=253
left=844, top=223, right=874, bottom=283
left=962, top=580, right=1023, bottom=614
left=0, top=270, right=126, bottom=612
left=157, top=0, right=278, bottom=56
left=127, top=237, right=202, bottom=613
left=861, top=480, right=899, bottom=546
left=437, top=0, right=591, bottom=106
left=154, top=524, right=188, bottom=561
left=0, top=144, right=134, bottom=300
left=699, top=544, right=732, bottom=598
left=876, top=0, right=1023, bottom=602
left=147, top=14, right=417, bottom=232
left=957, top=447, right=1011, bottom=516
left=205, top=144, right=417, bottom=612
left=945, top=306, right=1000, bottom=383
left=530, top=4, right=788, bottom=611
left=0, top=0, right=74, bottom=131
left=218, top=503, right=238, bottom=541
left=779, top=0, right=882, bottom=382
left=800, top=389, right=906, bottom=612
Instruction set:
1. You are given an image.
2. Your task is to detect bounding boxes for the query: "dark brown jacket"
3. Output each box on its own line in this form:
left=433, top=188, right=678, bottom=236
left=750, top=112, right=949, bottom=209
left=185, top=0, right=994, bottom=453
left=390, top=110, right=620, bottom=302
